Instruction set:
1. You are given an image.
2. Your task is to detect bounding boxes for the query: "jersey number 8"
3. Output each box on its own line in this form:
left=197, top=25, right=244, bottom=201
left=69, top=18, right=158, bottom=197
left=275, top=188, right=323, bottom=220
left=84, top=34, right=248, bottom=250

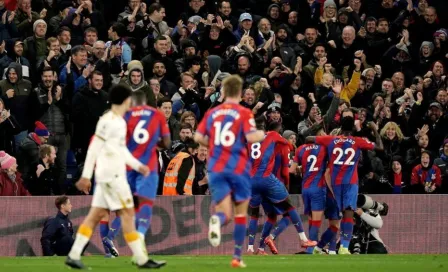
left=133, top=120, right=149, bottom=144
left=251, top=143, right=261, bottom=159
left=213, top=121, right=235, bottom=147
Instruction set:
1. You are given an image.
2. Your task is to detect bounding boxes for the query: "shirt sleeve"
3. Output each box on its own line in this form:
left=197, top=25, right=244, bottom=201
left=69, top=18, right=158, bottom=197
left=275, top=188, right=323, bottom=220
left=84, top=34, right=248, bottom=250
left=81, top=118, right=108, bottom=179
left=196, top=112, right=208, bottom=136
left=357, top=137, right=376, bottom=151
left=315, top=136, right=333, bottom=147
left=243, top=111, right=257, bottom=136
left=294, top=147, right=302, bottom=164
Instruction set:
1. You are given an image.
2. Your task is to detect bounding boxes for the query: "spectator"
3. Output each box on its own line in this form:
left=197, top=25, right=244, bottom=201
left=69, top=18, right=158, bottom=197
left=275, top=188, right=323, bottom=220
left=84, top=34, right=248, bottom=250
left=162, top=138, right=199, bottom=195
left=411, top=150, right=442, bottom=193
left=16, top=120, right=49, bottom=187
left=0, top=97, right=19, bottom=153
left=157, top=97, right=179, bottom=141
left=0, top=39, right=31, bottom=79
left=48, top=2, right=72, bottom=37
left=141, top=35, right=178, bottom=82
left=41, top=196, right=74, bottom=256
left=193, top=144, right=208, bottom=195
left=180, top=110, right=197, bottom=132
left=0, top=1, right=18, bottom=41
left=106, top=22, right=131, bottom=82
left=31, top=144, right=59, bottom=195
left=23, top=18, right=47, bottom=78
left=152, top=60, right=177, bottom=98
left=434, top=139, right=448, bottom=193
left=59, top=45, right=93, bottom=93
left=30, top=66, right=70, bottom=193
left=14, top=0, right=42, bottom=39
left=0, top=62, right=32, bottom=152
left=122, top=60, right=155, bottom=107
left=71, top=70, right=108, bottom=163
left=0, top=151, right=30, bottom=196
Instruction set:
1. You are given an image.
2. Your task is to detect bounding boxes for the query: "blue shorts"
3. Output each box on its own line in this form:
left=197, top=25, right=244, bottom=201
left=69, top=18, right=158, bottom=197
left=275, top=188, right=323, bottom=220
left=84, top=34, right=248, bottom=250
left=324, top=191, right=341, bottom=220
left=127, top=171, right=159, bottom=200
left=332, top=184, right=358, bottom=213
left=302, top=187, right=326, bottom=216
left=250, top=175, right=289, bottom=212
left=208, top=172, right=251, bottom=204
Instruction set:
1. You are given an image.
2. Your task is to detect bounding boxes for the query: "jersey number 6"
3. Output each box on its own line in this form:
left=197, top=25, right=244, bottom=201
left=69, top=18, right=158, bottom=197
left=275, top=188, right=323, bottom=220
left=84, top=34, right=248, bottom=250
left=133, top=120, right=150, bottom=144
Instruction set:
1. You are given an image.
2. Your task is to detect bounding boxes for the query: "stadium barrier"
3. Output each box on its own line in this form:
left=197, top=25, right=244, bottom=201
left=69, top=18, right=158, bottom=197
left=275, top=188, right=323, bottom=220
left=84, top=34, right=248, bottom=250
left=0, top=195, right=447, bottom=256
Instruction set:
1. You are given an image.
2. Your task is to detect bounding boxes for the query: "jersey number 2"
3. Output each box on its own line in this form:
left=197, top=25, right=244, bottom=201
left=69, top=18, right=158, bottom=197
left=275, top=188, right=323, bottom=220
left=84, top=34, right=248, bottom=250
left=213, top=122, right=235, bottom=147
left=133, top=120, right=149, bottom=144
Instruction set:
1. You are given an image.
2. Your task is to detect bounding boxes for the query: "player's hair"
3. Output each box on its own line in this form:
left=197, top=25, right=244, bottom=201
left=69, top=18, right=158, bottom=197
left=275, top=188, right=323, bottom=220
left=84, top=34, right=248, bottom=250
left=222, top=75, right=243, bottom=98
left=267, top=121, right=282, bottom=132
left=109, top=84, right=132, bottom=105
left=131, top=90, right=147, bottom=106
left=180, top=122, right=193, bottom=132
left=55, top=196, right=69, bottom=210
left=157, top=97, right=172, bottom=108
left=39, top=144, right=54, bottom=159
left=255, top=115, right=267, bottom=130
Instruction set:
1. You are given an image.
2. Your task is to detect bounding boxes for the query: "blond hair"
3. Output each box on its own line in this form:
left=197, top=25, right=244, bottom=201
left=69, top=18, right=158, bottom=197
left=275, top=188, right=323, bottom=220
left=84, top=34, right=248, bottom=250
left=223, top=75, right=243, bottom=98
left=380, top=121, right=404, bottom=141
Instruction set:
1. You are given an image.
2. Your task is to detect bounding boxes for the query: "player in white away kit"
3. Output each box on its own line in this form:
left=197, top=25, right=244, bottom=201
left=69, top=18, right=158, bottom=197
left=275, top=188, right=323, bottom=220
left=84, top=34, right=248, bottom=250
left=65, top=84, right=166, bottom=269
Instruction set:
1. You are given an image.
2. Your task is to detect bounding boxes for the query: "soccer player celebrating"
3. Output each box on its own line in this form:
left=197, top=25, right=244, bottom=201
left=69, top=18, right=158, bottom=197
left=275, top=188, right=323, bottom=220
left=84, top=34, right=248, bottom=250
left=247, top=121, right=317, bottom=255
left=194, top=75, right=264, bottom=268
left=65, top=84, right=166, bottom=269
left=292, top=129, right=328, bottom=254
left=305, top=107, right=383, bottom=254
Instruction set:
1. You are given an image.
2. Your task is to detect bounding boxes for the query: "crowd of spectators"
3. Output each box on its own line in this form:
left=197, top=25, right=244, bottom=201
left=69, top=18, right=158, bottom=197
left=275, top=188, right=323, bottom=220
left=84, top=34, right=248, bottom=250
left=0, top=0, right=447, bottom=196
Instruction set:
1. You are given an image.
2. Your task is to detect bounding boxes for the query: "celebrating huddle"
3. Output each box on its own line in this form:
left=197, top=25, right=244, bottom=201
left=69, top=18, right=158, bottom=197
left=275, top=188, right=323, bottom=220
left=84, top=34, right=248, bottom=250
left=65, top=74, right=383, bottom=269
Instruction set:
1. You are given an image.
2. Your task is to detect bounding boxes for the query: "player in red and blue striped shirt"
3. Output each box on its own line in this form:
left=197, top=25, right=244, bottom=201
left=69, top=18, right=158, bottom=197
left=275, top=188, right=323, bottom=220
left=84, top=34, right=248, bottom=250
left=194, top=75, right=264, bottom=268
left=306, top=108, right=383, bottom=254
left=293, top=141, right=327, bottom=253
left=247, top=122, right=316, bottom=255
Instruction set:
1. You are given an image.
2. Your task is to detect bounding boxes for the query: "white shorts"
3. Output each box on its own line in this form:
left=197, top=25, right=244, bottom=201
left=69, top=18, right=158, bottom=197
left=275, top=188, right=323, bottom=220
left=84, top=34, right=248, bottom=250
left=91, top=180, right=134, bottom=211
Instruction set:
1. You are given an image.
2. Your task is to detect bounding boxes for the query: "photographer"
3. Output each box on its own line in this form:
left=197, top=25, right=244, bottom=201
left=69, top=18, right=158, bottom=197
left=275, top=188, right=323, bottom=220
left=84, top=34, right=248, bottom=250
left=350, top=194, right=388, bottom=254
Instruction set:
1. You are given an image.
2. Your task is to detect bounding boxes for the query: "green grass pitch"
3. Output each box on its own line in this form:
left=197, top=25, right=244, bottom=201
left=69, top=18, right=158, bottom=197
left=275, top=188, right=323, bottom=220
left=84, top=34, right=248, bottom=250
left=1, top=255, right=447, bottom=272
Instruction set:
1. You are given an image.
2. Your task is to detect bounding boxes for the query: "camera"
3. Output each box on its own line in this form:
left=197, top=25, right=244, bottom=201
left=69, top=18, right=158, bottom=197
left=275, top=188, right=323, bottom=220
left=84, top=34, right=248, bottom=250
left=357, top=194, right=389, bottom=216
left=404, top=106, right=412, bottom=115
left=276, top=63, right=284, bottom=70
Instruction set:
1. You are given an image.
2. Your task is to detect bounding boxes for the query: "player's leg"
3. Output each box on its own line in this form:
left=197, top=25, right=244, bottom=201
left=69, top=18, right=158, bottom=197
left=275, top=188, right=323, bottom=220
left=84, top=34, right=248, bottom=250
left=208, top=172, right=233, bottom=247
left=260, top=202, right=280, bottom=254
left=338, top=184, right=358, bottom=254
left=135, top=172, right=158, bottom=243
left=106, top=213, right=121, bottom=240
left=314, top=191, right=340, bottom=254
left=247, top=205, right=260, bottom=253
left=98, top=212, right=112, bottom=257
left=230, top=173, right=251, bottom=268
left=66, top=207, right=108, bottom=269
left=327, top=219, right=340, bottom=254
left=102, top=212, right=120, bottom=257
left=305, top=188, right=325, bottom=253
left=269, top=213, right=289, bottom=242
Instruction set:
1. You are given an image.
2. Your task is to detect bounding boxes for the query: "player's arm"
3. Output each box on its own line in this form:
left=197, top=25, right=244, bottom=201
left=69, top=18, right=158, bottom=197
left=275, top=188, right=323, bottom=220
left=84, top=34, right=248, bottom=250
left=367, top=121, right=384, bottom=151
left=158, top=136, right=171, bottom=149
left=280, top=148, right=290, bottom=189
left=305, top=136, right=316, bottom=143
left=123, top=146, right=146, bottom=172
left=81, top=130, right=107, bottom=180
left=246, top=130, right=264, bottom=143
left=158, top=113, right=172, bottom=149
left=194, top=114, right=209, bottom=146
left=194, top=133, right=208, bottom=146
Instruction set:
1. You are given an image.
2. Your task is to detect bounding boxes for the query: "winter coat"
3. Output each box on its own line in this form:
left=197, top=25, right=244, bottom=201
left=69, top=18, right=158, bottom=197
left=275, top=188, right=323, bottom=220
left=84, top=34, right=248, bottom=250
left=0, top=171, right=30, bottom=196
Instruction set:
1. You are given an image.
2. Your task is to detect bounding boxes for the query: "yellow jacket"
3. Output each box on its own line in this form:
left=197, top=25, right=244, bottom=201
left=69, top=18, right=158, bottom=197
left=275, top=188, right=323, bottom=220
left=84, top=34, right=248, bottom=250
left=314, top=68, right=361, bottom=103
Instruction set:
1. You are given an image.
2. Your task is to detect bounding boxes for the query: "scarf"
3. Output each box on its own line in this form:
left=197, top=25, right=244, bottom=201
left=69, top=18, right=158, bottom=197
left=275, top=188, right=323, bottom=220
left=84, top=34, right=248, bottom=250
left=30, top=132, right=42, bottom=145
left=441, top=153, right=448, bottom=162
left=393, top=172, right=402, bottom=194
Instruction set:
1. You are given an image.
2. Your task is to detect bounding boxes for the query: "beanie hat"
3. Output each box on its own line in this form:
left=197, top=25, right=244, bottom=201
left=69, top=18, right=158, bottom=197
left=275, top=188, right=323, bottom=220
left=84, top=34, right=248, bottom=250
left=35, top=121, right=50, bottom=137
left=180, top=39, right=197, bottom=51
left=324, top=0, right=337, bottom=9
left=33, top=19, right=47, bottom=33
left=1, top=153, right=16, bottom=170
left=420, top=41, right=434, bottom=52
left=0, top=151, right=6, bottom=165
left=434, top=29, right=448, bottom=38
left=282, top=130, right=297, bottom=140
left=444, top=139, right=448, bottom=147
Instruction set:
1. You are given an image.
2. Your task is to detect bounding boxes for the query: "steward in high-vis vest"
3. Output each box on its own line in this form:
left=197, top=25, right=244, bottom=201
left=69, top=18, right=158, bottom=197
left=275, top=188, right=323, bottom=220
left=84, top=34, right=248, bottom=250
left=163, top=138, right=199, bottom=195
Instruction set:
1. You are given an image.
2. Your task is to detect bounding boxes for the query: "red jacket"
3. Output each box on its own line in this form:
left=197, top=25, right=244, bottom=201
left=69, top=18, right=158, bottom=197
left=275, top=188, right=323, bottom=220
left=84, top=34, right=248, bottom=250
left=0, top=171, right=31, bottom=196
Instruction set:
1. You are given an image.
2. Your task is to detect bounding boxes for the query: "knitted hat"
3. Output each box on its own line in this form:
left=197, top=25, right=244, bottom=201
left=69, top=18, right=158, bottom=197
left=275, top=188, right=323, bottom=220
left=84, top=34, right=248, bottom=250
left=420, top=41, right=434, bottom=52
left=180, top=39, right=197, bottom=51
left=1, top=153, right=16, bottom=170
left=282, top=130, right=297, bottom=140
left=324, top=0, right=337, bottom=9
left=0, top=151, right=6, bottom=165
left=434, top=29, right=448, bottom=38
left=33, top=19, right=47, bottom=33
left=443, top=139, right=448, bottom=147
left=35, top=121, right=50, bottom=137
left=188, top=15, right=202, bottom=25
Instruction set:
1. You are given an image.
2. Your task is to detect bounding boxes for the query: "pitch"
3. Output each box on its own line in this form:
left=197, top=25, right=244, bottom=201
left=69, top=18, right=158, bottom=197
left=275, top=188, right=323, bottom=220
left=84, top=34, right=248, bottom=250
left=1, top=255, right=447, bottom=272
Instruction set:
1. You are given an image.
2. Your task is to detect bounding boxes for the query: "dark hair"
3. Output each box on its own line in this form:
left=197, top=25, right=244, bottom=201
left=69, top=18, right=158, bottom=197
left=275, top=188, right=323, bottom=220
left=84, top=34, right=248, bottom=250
left=71, top=45, right=87, bottom=56
left=41, top=66, right=54, bottom=75
left=111, top=22, right=126, bottom=38
left=57, top=26, right=71, bottom=36
left=148, top=3, right=164, bottom=15
left=184, top=137, right=199, bottom=150
left=365, top=17, right=377, bottom=23
left=89, top=70, right=103, bottom=80
left=55, top=196, right=69, bottom=210
left=157, top=97, right=172, bottom=108
left=219, top=0, right=231, bottom=9
left=378, top=18, right=388, bottom=24
left=155, top=35, right=167, bottom=43
left=84, top=27, right=98, bottom=37
left=153, top=60, right=165, bottom=68
left=109, top=84, right=131, bottom=105
left=180, top=122, right=193, bottom=132
left=131, top=90, right=147, bottom=106
left=185, top=56, right=202, bottom=70
left=267, top=121, right=282, bottom=132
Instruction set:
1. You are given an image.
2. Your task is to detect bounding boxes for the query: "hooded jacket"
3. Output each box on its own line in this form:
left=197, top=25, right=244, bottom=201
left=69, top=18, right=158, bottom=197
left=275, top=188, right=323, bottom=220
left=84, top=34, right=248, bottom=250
left=0, top=171, right=30, bottom=196
left=122, top=65, right=156, bottom=107
left=0, top=62, right=32, bottom=130
left=0, top=40, right=31, bottom=77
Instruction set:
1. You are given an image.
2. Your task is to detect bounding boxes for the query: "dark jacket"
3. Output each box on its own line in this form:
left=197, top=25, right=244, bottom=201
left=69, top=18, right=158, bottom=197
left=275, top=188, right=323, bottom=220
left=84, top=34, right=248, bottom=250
left=71, top=86, right=109, bottom=153
left=0, top=8, right=19, bottom=41
left=30, top=159, right=60, bottom=196
left=41, top=211, right=74, bottom=256
left=0, top=63, right=33, bottom=131
left=141, top=50, right=178, bottom=82
left=17, top=133, right=42, bottom=185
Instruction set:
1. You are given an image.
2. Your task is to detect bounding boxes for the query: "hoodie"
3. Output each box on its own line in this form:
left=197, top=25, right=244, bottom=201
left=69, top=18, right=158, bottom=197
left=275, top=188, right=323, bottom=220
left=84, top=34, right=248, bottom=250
left=122, top=62, right=156, bottom=107
left=0, top=63, right=33, bottom=130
